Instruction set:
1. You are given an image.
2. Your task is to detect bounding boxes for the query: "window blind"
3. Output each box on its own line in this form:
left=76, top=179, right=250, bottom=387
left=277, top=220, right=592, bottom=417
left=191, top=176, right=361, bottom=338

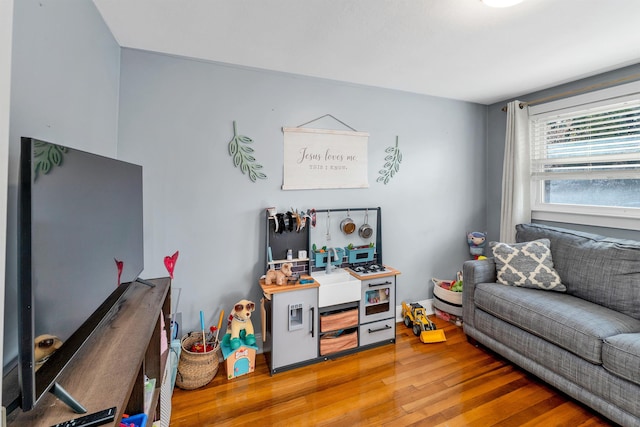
left=530, top=98, right=640, bottom=181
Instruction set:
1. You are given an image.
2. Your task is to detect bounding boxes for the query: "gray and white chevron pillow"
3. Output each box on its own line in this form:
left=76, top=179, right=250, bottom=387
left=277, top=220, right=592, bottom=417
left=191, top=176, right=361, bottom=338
left=490, top=239, right=566, bottom=292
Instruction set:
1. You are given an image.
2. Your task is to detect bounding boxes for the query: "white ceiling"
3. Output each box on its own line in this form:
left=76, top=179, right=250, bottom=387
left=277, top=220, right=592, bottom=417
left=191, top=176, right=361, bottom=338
left=93, top=0, right=640, bottom=105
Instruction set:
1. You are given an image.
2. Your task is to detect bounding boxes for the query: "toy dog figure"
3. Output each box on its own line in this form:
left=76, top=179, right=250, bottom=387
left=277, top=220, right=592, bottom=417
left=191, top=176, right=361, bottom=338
left=222, top=299, right=256, bottom=350
left=34, top=334, right=63, bottom=371
left=265, top=262, right=293, bottom=285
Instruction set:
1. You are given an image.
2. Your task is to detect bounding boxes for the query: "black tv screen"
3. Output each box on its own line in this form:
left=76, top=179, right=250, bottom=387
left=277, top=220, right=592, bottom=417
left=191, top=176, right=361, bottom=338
left=17, top=137, right=144, bottom=411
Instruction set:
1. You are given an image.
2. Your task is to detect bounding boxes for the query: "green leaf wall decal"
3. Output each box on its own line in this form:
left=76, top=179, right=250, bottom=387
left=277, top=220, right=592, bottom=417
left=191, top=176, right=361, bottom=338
left=377, top=136, right=402, bottom=185
left=227, top=121, right=267, bottom=182
left=33, top=140, right=68, bottom=181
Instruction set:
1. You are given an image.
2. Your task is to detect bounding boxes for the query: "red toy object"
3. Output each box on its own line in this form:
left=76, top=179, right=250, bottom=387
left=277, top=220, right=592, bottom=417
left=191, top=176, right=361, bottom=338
left=438, top=280, right=454, bottom=291
left=164, top=250, right=179, bottom=279
left=114, top=258, right=123, bottom=286
left=190, top=343, right=215, bottom=353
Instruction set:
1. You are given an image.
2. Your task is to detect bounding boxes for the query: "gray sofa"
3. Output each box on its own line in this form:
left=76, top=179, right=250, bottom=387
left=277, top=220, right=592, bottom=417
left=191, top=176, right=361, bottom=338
left=463, top=223, right=640, bottom=426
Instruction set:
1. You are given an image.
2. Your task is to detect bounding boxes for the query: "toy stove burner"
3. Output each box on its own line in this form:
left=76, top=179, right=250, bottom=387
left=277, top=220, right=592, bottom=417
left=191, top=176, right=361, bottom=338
left=350, top=262, right=386, bottom=276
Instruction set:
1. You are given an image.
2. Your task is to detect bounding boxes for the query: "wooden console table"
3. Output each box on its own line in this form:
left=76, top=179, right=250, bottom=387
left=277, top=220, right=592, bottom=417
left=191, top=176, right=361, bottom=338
left=7, top=278, right=171, bottom=427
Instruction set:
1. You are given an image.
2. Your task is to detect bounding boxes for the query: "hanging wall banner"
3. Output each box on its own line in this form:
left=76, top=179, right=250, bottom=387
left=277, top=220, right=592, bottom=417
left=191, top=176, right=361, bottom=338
left=282, top=127, right=369, bottom=190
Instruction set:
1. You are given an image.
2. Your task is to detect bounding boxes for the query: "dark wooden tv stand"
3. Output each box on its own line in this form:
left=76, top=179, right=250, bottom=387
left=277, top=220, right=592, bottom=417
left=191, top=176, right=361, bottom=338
left=7, top=278, right=172, bottom=427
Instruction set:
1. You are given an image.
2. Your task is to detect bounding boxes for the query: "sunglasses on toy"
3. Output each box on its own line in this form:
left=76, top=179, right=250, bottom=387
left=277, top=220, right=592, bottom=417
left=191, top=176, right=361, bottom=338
left=235, top=302, right=255, bottom=312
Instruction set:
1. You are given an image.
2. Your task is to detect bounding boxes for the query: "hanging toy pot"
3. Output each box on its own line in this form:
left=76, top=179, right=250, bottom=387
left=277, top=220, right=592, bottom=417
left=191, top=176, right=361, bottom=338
left=359, top=209, right=373, bottom=239
left=340, top=210, right=356, bottom=235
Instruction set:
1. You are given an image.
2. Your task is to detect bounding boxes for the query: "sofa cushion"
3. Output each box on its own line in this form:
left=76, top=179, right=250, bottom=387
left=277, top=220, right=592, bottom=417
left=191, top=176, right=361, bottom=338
left=474, top=283, right=640, bottom=364
left=490, top=239, right=565, bottom=292
left=603, top=333, right=640, bottom=386
left=516, top=223, right=640, bottom=320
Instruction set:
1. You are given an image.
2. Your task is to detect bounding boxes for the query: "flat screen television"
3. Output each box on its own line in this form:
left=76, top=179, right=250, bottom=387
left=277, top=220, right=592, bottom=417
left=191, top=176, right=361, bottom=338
left=16, top=137, right=144, bottom=412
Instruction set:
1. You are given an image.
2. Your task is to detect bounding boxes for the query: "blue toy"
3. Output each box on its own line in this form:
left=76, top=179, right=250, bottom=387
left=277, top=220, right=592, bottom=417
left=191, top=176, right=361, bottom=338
left=467, top=231, right=487, bottom=258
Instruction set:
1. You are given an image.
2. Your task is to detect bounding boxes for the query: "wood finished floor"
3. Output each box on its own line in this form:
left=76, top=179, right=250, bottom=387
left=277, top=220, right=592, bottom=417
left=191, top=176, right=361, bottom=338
left=170, top=318, right=616, bottom=426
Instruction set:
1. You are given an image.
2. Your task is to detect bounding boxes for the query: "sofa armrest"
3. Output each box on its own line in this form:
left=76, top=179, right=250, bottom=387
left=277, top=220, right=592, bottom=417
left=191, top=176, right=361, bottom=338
left=462, top=258, right=496, bottom=328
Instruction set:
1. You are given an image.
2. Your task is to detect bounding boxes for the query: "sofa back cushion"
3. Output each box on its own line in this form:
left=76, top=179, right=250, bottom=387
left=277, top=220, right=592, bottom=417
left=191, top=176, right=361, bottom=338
left=516, top=223, right=640, bottom=320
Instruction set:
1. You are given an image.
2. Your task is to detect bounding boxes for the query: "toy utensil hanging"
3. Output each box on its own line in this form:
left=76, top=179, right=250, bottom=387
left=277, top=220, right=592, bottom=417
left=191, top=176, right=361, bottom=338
left=309, top=208, right=316, bottom=227
left=341, top=209, right=356, bottom=235
left=359, top=209, right=373, bottom=239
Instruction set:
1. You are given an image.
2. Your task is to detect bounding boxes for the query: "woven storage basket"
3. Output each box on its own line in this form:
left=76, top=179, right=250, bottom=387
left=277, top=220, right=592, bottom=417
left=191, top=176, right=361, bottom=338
left=176, top=332, right=219, bottom=390
left=432, top=278, right=463, bottom=317
left=431, top=278, right=463, bottom=306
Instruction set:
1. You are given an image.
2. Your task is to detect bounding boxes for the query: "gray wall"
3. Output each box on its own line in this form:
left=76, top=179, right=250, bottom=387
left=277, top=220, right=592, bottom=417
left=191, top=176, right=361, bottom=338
left=4, top=0, right=120, bottom=366
left=116, top=49, right=487, bottom=334
left=486, top=63, right=640, bottom=242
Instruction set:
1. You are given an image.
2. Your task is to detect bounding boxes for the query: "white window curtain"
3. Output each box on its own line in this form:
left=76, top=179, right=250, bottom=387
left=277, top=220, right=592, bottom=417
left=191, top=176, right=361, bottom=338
left=499, top=100, right=531, bottom=242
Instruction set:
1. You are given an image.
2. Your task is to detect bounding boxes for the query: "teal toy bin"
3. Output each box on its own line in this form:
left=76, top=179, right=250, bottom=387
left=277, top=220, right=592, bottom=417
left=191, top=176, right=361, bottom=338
left=345, top=246, right=375, bottom=264
left=312, top=248, right=345, bottom=267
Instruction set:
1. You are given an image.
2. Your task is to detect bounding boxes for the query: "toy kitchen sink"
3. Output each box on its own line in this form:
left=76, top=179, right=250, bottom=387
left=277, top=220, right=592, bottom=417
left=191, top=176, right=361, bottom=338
left=310, top=268, right=361, bottom=307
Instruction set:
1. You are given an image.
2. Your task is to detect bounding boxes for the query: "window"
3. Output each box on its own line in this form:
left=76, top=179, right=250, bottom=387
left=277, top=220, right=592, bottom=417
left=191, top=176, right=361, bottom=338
left=528, top=81, right=640, bottom=230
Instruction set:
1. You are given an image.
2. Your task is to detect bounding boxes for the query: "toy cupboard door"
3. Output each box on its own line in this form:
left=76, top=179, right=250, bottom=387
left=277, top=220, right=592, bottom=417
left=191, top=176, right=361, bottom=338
left=271, top=287, right=318, bottom=370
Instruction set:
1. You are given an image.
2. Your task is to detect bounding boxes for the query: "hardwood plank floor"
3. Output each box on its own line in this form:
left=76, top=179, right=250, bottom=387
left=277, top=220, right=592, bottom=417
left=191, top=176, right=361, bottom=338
left=170, top=318, right=616, bottom=426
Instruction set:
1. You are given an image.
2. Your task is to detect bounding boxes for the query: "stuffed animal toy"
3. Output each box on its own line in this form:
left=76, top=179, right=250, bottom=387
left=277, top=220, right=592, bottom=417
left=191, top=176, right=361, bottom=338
left=265, top=262, right=293, bottom=285
left=34, top=334, right=63, bottom=371
left=467, top=231, right=487, bottom=259
left=222, top=299, right=256, bottom=350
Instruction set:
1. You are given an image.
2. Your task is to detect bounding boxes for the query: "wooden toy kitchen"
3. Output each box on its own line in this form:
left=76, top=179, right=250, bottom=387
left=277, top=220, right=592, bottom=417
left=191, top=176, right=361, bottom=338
left=260, top=207, right=400, bottom=374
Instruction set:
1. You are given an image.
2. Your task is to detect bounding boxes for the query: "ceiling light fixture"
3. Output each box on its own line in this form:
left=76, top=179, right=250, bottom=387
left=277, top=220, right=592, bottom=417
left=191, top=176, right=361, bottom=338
left=482, top=0, right=524, bottom=7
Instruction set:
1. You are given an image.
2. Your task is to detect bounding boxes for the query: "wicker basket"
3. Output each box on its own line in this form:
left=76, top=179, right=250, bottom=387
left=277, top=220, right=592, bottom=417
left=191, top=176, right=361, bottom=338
left=175, top=332, right=220, bottom=390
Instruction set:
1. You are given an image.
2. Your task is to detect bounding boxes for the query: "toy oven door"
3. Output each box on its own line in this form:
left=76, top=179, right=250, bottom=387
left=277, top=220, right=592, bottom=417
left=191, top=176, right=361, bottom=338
left=360, top=278, right=395, bottom=324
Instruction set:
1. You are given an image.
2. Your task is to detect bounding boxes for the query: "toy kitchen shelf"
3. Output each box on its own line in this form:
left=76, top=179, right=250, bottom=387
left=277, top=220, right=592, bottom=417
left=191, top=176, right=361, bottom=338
left=267, top=258, right=309, bottom=266
left=265, top=210, right=310, bottom=270
left=264, top=207, right=383, bottom=273
left=309, top=207, right=383, bottom=272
